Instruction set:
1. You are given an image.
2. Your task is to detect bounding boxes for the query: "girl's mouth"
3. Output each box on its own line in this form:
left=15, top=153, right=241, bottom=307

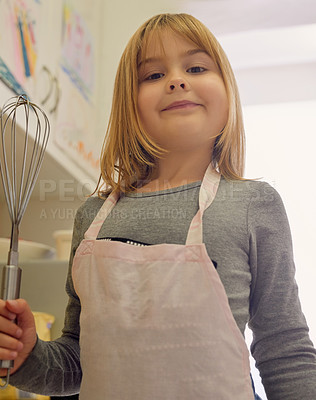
left=162, top=101, right=199, bottom=111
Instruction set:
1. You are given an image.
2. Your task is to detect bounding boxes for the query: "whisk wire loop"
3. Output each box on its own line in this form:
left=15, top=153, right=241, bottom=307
left=0, top=108, right=15, bottom=222
left=0, top=95, right=50, bottom=226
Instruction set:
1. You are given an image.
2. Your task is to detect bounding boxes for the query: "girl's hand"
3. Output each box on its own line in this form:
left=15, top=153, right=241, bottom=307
left=0, top=299, right=37, bottom=376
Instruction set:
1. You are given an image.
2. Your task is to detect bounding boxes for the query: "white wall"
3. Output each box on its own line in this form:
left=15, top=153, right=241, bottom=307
left=243, top=101, right=316, bottom=399
left=244, top=100, right=316, bottom=344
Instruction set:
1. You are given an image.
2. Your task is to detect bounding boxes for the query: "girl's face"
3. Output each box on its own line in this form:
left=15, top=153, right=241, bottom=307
left=137, top=30, right=229, bottom=155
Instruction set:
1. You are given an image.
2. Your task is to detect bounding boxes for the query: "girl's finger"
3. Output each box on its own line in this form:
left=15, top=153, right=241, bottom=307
left=0, top=348, right=18, bottom=362
left=0, top=332, right=23, bottom=352
left=0, top=316, right=22, bottom=338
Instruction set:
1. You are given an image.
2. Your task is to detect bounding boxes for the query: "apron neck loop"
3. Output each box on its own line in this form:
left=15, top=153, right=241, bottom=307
left=84, top=191, right=120, bottom=240
left=185, top=165, right=221, bottom=245
left=84, top=165, right=220, bottom=243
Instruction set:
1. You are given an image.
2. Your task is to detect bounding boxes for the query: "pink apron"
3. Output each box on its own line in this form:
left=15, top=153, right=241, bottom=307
left=72, top=165, right=254, bottom=399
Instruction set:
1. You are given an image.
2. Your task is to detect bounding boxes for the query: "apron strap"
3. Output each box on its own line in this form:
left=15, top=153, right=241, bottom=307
left=84, top=191, right=120, bottom=239
left=185, top=165, right=221, bottom=245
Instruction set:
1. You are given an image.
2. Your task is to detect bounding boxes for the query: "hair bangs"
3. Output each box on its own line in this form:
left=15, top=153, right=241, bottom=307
left=137, top=14, right=220, bottom=73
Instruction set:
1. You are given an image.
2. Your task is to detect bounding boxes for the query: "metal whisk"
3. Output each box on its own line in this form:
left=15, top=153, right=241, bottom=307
left=0, top=95, right=50, bottom=388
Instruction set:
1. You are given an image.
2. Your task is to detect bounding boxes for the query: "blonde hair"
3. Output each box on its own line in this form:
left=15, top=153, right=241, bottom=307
left=97, top=13, right=245, bottom=196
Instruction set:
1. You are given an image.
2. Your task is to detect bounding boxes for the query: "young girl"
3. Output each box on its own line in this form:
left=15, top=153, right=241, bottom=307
left=0, top=13, right=316, bottom=400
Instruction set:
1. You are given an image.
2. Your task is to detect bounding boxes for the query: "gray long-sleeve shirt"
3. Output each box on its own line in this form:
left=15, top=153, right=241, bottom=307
left=10, top=177, right=316, bottom=399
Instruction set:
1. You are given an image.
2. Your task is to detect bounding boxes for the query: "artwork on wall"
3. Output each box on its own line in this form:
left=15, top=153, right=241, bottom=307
left=0, top=56, right=26, bottom=95
left=0, top=0, right=41, bottom=97
left=60, top=1, right=94, bottom=103
left=0, top=0, right=105, bottom=180
left=54, top=0, right=104, bottom=177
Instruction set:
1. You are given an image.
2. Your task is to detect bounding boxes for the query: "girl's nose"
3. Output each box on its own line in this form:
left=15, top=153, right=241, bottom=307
left=168, top=77, right=188, bottom=92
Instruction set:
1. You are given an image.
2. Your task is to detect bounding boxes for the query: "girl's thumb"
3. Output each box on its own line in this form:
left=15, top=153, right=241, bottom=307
left=6, top=299, right=29, bottom=314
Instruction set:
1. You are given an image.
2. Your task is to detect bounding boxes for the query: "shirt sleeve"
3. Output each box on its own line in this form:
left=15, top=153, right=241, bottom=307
left=247, top=183, right=316, bottom=399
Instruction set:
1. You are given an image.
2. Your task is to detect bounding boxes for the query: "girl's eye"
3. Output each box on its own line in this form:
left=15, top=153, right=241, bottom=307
left=187, top=66, right=206, bottom=73
left=145, top=72, right=164, bottom=81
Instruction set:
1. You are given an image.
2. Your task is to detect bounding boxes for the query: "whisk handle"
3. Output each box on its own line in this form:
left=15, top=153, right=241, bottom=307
left=0, top=360, right=13, bottom=370
left=0, top=265, right=22, bottom=372
left=1, top=265, right=22, bottom=301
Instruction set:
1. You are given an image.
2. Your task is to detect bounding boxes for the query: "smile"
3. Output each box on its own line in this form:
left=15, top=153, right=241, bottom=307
left=162, top=101, right=200, bottom=111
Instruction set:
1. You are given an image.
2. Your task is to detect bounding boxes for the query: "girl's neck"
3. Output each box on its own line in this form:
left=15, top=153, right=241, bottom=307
left=136, top=150, right=212, bottom=193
